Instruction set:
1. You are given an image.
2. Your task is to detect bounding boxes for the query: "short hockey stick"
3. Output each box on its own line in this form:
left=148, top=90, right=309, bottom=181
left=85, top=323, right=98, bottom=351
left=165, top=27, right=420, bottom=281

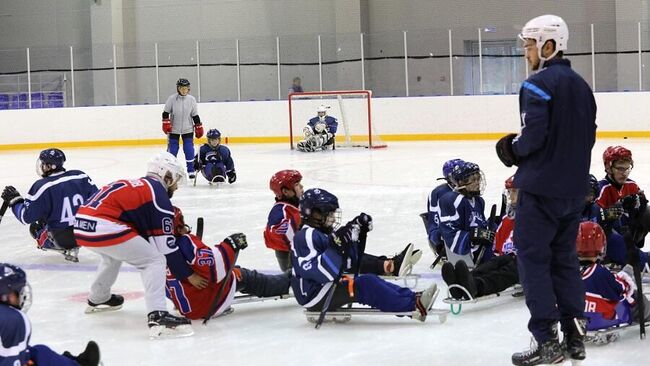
left=0, top=201, right=9, bottom=225
left=196, top=217, right=204, bottom=240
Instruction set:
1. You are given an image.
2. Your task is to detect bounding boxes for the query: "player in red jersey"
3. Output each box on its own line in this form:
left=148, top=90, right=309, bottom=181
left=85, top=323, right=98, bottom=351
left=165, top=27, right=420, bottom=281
left=595, top=146, right=644, bottom=210
left=264, top=169, right=422, bottom=275
left=74, top=152, right=204, bottom=338
left=441, top=176, right=519, bottom=299
left=166, top=206, right=291, bottom=320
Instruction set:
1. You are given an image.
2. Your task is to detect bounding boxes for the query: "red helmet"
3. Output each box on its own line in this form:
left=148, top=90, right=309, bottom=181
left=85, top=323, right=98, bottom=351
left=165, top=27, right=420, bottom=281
left=576, top=221, right=606, bottom=258
left=504, top=175, right=515, bottom=189
left=603, top=146, right=633, bottom=169
left=173, top=206, right=187, bottom=236
left=270, top=170, right=302, bottom=199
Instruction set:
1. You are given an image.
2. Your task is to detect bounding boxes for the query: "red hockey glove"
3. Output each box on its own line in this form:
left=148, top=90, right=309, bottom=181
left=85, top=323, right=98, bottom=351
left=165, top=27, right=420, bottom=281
left=162, top=119, right=172, bottom=134
left=194, top=123, right=204, bottom=139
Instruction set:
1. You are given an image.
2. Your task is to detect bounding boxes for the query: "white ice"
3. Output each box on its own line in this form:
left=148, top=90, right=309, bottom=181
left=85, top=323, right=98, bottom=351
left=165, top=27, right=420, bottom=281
left=1, top=140, right=649, bottom=366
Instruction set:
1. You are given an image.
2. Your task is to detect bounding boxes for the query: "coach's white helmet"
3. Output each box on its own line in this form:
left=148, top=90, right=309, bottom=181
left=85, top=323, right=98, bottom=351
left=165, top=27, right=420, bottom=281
left=147, top=151, right=186, bottom=188
left=519, top=15, right=568, bottom=62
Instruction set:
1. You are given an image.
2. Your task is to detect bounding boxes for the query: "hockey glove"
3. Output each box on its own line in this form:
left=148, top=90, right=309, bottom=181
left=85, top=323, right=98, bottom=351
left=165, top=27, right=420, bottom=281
left=334, top=223, right=361, bottom=249
left=1, top=186, right=24, bottom=207
left=495, top=133, right=518, bottom=167
left=223, top=233, right=248, bottom=251
left=470, top=227, right=495, bottom=246
left=226, top=170, right=237, bottom=184
left=600, top=205, right=624, bottom=222
left=351, top=213, right=373, bottom=233
left=192, top=158, right=202, bottom=171
left=162, top=118, right=172, bottom=134
left=194, top=123, right=204, bottom=139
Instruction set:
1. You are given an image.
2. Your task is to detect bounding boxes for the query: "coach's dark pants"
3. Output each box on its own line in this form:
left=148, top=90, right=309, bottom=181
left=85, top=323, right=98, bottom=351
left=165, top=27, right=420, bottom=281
left=514, top=190, right=585, bottom=343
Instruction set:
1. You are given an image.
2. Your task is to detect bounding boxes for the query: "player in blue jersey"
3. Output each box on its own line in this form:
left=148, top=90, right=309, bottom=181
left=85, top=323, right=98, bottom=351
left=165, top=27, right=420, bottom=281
left=0, top=263, right=101, bottom=366
left=290, top=188, right=438, bottom=321
left=426, top=158, right=464, bottom=259
left=192, top=128, right=236, bottom=184
left=439, top=161, right=495, bottom=268
left=296, top=105, right=338, bottom=152
left=1, top=148, right=98, bottom=262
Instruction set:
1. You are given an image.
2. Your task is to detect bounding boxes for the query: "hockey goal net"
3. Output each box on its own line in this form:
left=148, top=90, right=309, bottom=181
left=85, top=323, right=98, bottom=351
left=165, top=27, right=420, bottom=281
left=288, top=90, right=387, bottom=149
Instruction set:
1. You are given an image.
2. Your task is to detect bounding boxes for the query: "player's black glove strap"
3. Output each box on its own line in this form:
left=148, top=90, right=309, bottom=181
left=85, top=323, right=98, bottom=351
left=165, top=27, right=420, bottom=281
left=496, top=133, right=518, bottom=167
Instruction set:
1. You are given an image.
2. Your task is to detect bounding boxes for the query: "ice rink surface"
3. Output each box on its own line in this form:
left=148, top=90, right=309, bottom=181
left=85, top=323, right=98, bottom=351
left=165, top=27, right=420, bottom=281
left=1, top=139, right=649, bottom=366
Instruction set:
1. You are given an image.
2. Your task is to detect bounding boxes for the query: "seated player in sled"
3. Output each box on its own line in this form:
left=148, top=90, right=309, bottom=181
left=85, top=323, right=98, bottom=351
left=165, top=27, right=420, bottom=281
left=1, top=148, right=98, bottom=262
left=296, top=105, right=338, bottom=152
left=576, top=221, right=650, bottom=333
left=265, top=170, right=422, bottom=275
left=0, top=263, right=101, bottom=366
left=582, top=173, right=649, bottom=270
left=290, top=188, right=438, bottom=321
left=439, top=161, right=496, bottom=268
left=441, top=175, right=519, bottom=300
left=193, top=129, right=236, bottom=184
left=424, top=158, right=465, bottom=264
left=165, top=206, right=292, bottom=320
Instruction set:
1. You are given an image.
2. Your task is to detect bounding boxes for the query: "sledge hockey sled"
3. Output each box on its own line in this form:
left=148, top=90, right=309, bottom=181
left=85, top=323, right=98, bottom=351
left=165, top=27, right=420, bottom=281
left=379, top=274, right=421, bottom=289
left=304, top=288, right=448, bottom=324
left=231, top=293, right=294, bottom=305
left=443, top=284, right=524, bottom=314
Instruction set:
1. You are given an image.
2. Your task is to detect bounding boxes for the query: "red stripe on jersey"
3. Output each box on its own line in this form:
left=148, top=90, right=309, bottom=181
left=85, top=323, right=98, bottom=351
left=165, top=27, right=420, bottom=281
left=75, top=230, right=138, bottom=247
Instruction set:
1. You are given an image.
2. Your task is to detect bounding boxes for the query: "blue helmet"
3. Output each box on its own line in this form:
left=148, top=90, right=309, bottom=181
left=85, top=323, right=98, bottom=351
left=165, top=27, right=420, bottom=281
left=300, top=188, right=340, bottom=231
left=176, top=78, right=190, bottom=87
left=207, top=129, right=221, bottom=140
left=442, top=159, right=465, bottom=182
left=0, top=263, right=32, bottom=311
left=37, top=148, right=66, bottom=177
left=450, top=161, right=484, bottom=196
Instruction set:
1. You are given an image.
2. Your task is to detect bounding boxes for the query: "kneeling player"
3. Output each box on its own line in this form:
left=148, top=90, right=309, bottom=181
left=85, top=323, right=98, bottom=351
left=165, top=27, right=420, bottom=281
left=442, top=175, right=519, bottom=300
left=193, top=129, right=236, bottom=184
left=577, top=221, right=650, bottom=332
left=0, top=263, right=101, bottom=366
left=165, top=206, right=291, bottom=320
left=296, top=105, right=338, bottom=152
left=291, top=188, right=437, bottom=321
left=1, top=148, right=98, bottom=262
left=265, top=169, right=421, bottom=274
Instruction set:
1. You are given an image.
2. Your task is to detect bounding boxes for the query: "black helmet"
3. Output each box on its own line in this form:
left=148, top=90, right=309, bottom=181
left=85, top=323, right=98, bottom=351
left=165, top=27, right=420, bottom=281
left=176, top=78, right=190, bottom=87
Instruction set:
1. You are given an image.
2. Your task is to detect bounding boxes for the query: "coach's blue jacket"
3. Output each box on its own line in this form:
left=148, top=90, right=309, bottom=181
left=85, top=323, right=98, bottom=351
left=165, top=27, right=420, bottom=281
left=512, top=58, right=597, bottom=198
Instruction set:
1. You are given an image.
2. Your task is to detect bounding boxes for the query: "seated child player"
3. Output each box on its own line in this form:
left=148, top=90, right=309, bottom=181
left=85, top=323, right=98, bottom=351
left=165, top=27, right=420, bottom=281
left=291, top=188, right=437, bottom=321
left=265, top=170, right=421, bottom=275
left=0, top=263, right=101, bottom=366
left=165, top=207, right=291, bottom=320
left=426, top=158, right=465, bottom=260
left=296, top=105, right=338, bottom=152
left=577, top=221, right=650, bottom=332
left=439, top=161, right=496, bottom=268
left=442, top=175, right=519, bottom=300
left=193, top=129, right=236, bottom=184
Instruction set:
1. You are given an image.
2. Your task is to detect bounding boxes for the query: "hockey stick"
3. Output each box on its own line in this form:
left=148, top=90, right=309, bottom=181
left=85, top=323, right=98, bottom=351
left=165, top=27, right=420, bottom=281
left=315, top=224, right=367, bottom=329
left=196, top=217, right=204, bottom=240
left=0, top=201, right=9, bottom=225
left=475, top=204, right=497, bottom=266
left=624, top=221, right=646, bottom=339
left=203, top=248, right=240, bottom=325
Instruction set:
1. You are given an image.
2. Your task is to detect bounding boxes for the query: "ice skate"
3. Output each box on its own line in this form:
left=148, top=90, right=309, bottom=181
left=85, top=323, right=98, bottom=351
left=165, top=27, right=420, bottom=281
left=511, top=338, right=564, bottom=366
left=412, top=282, right=438, bottom=322
left=148, top=310, right=194, bottom=339
left=392, top=243, right=419, bottom=277
left=85, top=294, right=124, bottom=314
left=562, top=319, right=586, bottom=362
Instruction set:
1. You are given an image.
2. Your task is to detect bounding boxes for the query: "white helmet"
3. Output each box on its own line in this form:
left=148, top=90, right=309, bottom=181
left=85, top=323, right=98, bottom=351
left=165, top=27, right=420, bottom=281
left=317, top=105, right=328, bottom=113
left=146, top=151, right=186, bottom=188
left=519, top=14, right=568, bottom=62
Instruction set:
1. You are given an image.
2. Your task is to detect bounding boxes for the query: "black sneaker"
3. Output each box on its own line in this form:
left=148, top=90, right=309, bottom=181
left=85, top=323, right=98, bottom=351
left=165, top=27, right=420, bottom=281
left=63, top=341, right=100, bottom=366
left=85, top=294, right=124, bottom=314
left=454, top=260, right=477, bottom=299
left=147, top=311, right=194, bottom=339
left=512, top=339, right=565, bottom=366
